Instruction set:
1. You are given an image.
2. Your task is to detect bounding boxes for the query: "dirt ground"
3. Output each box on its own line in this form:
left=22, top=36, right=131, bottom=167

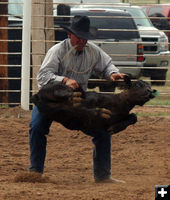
left=0, top=106, right=169, bottom=200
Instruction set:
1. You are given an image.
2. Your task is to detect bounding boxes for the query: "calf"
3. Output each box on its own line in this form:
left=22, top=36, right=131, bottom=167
left=31, top=77, right=157, bottom=137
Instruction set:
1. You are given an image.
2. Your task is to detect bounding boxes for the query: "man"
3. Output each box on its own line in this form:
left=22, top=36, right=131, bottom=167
left=29, top=15, right=125, bottom=183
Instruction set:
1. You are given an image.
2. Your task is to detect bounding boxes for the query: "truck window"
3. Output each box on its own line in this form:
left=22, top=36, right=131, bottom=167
left=121, top=8, right=152, bottom=27
left=71, top=11, right=140, bottom=40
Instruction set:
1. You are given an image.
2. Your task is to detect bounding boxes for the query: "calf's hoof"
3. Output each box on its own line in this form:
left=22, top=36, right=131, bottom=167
left=72, top=92, right=83, bottom=107
left=96, top=108, right=112, bottom=119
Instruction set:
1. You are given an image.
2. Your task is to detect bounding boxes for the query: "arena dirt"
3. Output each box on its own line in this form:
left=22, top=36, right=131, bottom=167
left=0, top=106, right=169, bottom=200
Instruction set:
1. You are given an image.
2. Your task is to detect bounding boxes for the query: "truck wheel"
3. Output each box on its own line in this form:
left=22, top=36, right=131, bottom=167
left=151, top=73, right=166, bottom=86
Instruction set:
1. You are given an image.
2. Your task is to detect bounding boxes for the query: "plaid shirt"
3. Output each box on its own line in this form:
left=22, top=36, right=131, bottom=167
left=37, top=38, right=119, bottom=91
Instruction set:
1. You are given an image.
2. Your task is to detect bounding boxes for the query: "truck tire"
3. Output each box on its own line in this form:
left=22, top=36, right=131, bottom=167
left=151, top=72, right=167, bottom=86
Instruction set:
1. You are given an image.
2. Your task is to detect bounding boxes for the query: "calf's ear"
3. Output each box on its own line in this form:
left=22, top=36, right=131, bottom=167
left=124, top=75, right=132, bottom=88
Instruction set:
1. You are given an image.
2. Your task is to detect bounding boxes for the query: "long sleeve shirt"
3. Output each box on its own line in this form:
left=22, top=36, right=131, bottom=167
left=37, top=38, right=119, bottom=91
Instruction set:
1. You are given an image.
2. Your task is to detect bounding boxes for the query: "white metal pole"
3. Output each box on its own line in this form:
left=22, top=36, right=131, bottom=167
left=21, top=0, right=32, bottom=110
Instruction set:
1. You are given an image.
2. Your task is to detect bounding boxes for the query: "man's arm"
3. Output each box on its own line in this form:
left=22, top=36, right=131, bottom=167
left=62, top=78, right=80, bottom=90
left=110, top=73, right=126, bottom=81
left=36, top=45, right=66, bottom=89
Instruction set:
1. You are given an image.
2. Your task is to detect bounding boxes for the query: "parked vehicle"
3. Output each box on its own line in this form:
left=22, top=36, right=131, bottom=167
left=54, top=7, right=144, bottom=91
left=142, top=4, right=170, bottom=46
left=81, top=4, right=170, bottom=85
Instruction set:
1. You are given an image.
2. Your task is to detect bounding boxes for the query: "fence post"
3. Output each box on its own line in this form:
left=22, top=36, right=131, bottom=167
left=21, top=0, right=32, bottom=110
left=31, top=0, right=55, bottom=96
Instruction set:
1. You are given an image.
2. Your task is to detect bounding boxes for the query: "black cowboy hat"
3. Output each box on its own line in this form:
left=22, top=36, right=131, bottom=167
left=61, top=15, right=97, bottom=40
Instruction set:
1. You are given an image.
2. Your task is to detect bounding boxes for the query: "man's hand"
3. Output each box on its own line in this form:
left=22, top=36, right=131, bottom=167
left=110, top=73, right=126, bottom=81
left=62, top=78, right=80, bottom=90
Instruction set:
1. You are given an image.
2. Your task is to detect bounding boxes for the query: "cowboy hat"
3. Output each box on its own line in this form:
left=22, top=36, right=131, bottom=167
left=61, top=15, right=97, bottom=40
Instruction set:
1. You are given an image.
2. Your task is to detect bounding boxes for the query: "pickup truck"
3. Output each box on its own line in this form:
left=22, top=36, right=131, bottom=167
left=81, top=4, right=170, bottom=85
left=120, top=5, right=170, bottom=85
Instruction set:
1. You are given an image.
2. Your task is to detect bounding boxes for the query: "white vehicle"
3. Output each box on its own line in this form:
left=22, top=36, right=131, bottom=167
left=113, top=5, right=170, bottom=85
left=82, top=4, right=170, bottom=85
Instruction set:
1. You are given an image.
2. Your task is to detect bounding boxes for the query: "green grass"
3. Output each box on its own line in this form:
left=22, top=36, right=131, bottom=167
left=146, top=98, right=170, bottom=106
left=136, top=111, right=170, bottom=117
left=0, top=104, right=9, bottom=108
left=147, top=69, right=170, bottom=106
left=145, top=82, right=170, bottom=106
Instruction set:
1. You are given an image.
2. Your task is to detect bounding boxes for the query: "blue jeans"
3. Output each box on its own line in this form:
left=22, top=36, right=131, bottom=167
left=29, top=106, right=111, bottom=180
